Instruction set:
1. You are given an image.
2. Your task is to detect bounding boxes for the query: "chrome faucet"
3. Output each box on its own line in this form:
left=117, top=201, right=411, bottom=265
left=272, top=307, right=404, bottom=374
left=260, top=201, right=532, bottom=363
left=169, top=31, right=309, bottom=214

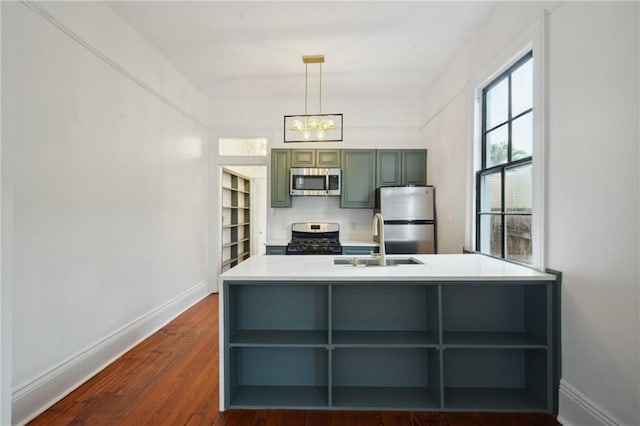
left=371, top=213, right=387, bottom=266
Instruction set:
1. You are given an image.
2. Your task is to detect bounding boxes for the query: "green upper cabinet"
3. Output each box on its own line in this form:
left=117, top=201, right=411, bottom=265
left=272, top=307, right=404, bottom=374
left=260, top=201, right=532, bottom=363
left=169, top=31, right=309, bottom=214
left=402, top=149, right=427, bottom=186
left=271, top=149, right=291, bottom=208
left=376, top=150, right=402, bottom=187
left=291, top=149, right=341, bottom=168
left=270, top=148, right=423, bottom=209
left=290, top=149, right=315, bottom=167
left=376, top=149, right=427, bottom=187
left=316, top=149, right=341, bottom=167
left=341, top=150, right=376, bottom=208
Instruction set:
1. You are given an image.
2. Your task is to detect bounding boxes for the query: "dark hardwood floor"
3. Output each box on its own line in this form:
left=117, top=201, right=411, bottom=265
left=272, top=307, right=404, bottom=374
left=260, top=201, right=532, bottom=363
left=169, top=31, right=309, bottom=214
left=30, top=295, right=560, bottom=426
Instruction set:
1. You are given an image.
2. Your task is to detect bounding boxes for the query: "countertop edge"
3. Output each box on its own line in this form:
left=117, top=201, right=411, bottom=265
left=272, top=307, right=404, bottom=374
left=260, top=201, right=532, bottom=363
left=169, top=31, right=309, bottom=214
left=220, top=275, right=556, bottom=282
left=220, top=254, right=557, bottom=282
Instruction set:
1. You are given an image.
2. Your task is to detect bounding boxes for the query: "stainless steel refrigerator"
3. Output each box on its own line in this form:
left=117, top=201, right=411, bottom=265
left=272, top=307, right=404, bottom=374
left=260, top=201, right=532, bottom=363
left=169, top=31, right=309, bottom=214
left=375, top=185, right=437, bottom=254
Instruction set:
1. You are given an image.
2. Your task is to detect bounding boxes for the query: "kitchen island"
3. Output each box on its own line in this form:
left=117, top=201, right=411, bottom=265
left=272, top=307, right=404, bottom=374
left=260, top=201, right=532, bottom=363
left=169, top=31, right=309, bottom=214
left=219, top=254, right=559, bottom=413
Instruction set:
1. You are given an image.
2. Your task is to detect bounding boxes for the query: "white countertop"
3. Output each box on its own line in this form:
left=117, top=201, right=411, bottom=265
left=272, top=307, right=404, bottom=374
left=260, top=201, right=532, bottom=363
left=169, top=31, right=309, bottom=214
left=220, top=253, right=555, bottom=282
left=266, top=240, right=378, bottom=247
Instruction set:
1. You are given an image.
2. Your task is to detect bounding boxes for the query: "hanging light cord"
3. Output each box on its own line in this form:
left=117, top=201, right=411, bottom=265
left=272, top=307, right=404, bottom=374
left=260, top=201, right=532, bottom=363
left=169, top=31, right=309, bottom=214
left=304, top=63, right=308, bottom=115
left=319, top=63, right=322, bottom=114
left=303, top=61, right=324, bottom=116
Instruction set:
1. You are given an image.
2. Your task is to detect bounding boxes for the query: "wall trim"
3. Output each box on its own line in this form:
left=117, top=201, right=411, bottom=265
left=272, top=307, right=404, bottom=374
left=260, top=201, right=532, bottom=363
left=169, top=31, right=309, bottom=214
left=11, top=281, right=210, bottom=426
left=558, top=379, right=623, bottom=426
left=418, top=86, right=467, bottom=131
left=19, top=0, right=209, bottom=129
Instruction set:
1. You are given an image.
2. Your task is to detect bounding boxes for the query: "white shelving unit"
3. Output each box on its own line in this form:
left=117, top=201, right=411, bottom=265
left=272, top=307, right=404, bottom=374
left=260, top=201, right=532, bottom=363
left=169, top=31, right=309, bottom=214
left=221, top=168, right=251, bottom=272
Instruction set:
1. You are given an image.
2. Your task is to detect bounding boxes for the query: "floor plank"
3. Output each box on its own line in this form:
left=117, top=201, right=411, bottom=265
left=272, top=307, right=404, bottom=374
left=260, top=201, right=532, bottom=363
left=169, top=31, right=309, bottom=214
left=29, top=294, right=560, bottom=426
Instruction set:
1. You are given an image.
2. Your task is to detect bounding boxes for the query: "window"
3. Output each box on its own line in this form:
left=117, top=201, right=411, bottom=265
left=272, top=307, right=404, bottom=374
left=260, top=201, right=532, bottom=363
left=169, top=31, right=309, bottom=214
left=476, top=52, right=533, bottom=264
left=219, top=138, right=267, bottom=156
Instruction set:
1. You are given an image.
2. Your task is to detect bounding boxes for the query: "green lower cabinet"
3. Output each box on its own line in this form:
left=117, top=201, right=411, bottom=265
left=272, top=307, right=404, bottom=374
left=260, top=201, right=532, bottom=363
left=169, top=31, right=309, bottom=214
left=265, top=245, right=287, bottom=255
left=340, top=150, right=376, bottom=208
left=342, top=246, right=378, bottom=255
left=271, top=149, right=291, bottom=208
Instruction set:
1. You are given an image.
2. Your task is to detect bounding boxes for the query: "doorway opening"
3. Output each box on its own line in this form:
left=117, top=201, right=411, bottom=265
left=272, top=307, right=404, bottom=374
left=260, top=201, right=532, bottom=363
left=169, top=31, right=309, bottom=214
left=217, top=137, right=268, bottom=274
left=220, top=165, right=267, bottom=273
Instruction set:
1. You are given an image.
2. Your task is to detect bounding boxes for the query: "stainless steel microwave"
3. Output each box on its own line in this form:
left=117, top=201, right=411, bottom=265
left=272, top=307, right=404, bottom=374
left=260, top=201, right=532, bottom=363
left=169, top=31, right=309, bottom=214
left=290, top=168, right=341, bottom=196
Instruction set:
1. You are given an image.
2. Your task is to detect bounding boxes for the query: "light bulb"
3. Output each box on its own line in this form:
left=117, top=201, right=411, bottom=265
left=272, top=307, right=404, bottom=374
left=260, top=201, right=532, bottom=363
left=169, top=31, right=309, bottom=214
left=308, top=117, right=319, bottom=129
left=316, top=130, right=325, bottom=139
left=291, top=120, right=304, bottom=131
left=303, top=131, right=311, bottom=139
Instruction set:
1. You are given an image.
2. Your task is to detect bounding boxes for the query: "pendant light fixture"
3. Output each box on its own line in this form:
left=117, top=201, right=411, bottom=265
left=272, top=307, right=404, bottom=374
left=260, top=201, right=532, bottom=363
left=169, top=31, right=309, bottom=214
left=284, top=55, right=343, bottom=143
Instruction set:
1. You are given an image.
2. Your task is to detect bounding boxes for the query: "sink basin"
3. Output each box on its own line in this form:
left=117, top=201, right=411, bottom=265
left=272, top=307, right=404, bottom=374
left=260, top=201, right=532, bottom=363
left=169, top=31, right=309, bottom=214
left=333, top=256, right=423, bottom=266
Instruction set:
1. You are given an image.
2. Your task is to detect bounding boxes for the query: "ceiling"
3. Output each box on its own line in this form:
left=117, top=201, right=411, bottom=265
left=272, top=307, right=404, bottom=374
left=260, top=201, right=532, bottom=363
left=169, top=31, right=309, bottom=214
left=108, top=1, right=497, bottom=103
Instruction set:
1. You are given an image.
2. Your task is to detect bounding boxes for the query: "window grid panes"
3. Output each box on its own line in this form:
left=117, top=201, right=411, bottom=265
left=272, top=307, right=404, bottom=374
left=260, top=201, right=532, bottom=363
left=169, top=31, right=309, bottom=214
left=477, top=51, right=533, bottom=264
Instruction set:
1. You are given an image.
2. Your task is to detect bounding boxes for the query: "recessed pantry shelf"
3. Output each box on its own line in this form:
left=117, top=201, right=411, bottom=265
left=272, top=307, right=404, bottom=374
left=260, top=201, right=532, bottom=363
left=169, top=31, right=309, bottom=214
left=221, top=168, right=251, bottom=272
left=222, top=205, right=250, bottom=210
left=222, top=185, right=250, bottom=194
left=222, top=222, right=250, bottom=229
left=222, top=238, right=250, bottom=248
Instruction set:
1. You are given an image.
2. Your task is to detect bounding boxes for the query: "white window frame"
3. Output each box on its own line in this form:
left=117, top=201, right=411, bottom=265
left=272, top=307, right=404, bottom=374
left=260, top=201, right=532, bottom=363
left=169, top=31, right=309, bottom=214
left=465, top=12, right=548, bottom=270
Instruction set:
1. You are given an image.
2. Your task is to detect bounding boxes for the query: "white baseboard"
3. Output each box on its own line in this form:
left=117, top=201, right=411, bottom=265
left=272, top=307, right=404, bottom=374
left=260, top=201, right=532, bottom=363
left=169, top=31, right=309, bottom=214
left=11, top=281, right=209, bottom=426
left=558, top=379, right=622, bottom=426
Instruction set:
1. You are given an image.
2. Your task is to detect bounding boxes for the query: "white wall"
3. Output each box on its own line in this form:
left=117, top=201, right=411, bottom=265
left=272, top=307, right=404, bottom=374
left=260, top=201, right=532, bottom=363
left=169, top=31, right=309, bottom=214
left=0, top=2, right=13, bottom=424
left=546, top=3, right=639, bottom=424
left=420, top=91, right=468, bottom=254
left=422, top=1, right=639, bottom=424
left=211, top=98, right=429, bottom=138
left=252, top=177, right=268, bottom=255
left=3, top=2, right=211, bottom=424
left=268, top=197, right=376, bottom=243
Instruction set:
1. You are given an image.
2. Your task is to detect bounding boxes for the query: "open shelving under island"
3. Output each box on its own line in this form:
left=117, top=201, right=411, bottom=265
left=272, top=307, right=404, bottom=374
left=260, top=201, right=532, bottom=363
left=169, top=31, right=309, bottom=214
left=218, top=254, right=560, bottom=414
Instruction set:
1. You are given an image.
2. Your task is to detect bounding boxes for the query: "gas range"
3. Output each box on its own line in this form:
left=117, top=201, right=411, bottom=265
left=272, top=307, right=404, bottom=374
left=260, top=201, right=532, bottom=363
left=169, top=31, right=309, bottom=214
left=286, top=223, right=341, bottom=255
